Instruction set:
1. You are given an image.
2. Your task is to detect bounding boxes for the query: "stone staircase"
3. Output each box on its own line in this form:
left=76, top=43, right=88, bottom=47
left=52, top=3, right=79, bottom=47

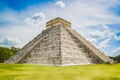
left=4, top=28, right=51, bottom=64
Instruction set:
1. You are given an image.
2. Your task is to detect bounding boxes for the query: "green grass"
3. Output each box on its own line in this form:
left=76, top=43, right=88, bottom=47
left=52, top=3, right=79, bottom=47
left=0, top=63, right=120, bottom=80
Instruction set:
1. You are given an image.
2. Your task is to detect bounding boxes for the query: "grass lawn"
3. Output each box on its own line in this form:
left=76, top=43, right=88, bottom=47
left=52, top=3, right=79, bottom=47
left=0, top=63, right=120, bottom=80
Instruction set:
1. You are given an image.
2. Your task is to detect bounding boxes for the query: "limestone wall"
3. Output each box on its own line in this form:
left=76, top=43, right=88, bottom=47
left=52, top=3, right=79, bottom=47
left=19, top=26, right=62, bottom=65
left=60, top=26, right=94, bottom=65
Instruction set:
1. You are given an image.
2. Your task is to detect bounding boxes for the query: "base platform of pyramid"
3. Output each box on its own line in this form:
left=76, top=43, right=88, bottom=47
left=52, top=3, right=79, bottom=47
left=4, top=17, right=113, bottom=66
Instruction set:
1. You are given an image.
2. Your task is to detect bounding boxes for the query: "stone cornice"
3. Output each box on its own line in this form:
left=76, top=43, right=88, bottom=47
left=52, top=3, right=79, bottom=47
left=46, top=17, right=71, bottom=29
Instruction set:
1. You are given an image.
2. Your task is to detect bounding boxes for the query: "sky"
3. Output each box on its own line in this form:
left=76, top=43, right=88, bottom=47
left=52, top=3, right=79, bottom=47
left=0, top=0, right=120, bottom=56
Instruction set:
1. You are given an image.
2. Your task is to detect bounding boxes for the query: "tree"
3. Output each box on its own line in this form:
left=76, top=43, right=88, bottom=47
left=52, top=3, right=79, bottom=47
left=115, top=55, right=120, bottom=63
left=109, top=56, right=116, bottom=61
left=10, top=46, right=20, bottom=54
left=109, top=54, right=120, bottom=63
left=0, top=47, right=13, bottom=63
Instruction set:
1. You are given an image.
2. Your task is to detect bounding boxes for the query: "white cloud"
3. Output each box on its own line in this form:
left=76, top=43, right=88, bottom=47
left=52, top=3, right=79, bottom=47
left=116, top=36, right=120, bottom=40
left=24, top=0, right=120, bottom=28
left=24, top=12, right=46, bottom=27
left=55, top=1, right=66, bottom=8
left=89, top=30, right=105, bottom=39
left=89, top=25, right=119, bottom=40
left=0, top=10, right=46, bottom=48
left=114, top=33, right=120, bottom=41
left=0, top=23, right=45, bottom=48
left=112, top=47, right=120, bottom=56
left=98, top=39, right=110, bottom=48
left=87, top=24, right=120, bottom=49
left=0, top=37, right=20, bottom=47
left=87, top=38, right=98, bottom=43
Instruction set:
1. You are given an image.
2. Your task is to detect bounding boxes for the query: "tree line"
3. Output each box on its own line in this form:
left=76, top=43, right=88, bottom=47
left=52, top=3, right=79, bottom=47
left=0, top=46, right=20, bottom=63
left=109, top=55, right=120, bottom=63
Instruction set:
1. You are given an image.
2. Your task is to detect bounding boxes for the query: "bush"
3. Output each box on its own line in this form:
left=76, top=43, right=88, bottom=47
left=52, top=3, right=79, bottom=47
left=115, top=55, right=120, bottom=63
left=10, top=46, right=20, bottom=54
left=0, top=47, right=13, bottom=63
left=109, top=55, right=120, bottom=63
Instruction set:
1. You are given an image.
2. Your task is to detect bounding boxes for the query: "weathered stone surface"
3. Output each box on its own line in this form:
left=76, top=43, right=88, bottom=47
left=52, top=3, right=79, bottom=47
left=4, top=17, right=113, bottom=66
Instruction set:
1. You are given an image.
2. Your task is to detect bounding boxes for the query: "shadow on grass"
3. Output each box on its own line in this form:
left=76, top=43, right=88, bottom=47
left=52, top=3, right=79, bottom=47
left=109, top=78, right=120, bottom=80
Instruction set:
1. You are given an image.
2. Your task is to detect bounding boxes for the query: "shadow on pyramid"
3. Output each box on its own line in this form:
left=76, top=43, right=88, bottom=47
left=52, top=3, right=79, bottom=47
left=5, top=17, right=113, bottom=66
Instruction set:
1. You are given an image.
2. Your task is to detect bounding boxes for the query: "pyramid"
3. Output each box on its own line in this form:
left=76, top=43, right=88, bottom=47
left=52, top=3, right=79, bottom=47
left=5, top=17, right=113, bottom=66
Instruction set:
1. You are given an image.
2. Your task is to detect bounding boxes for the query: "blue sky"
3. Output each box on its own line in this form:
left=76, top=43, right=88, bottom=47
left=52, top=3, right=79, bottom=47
left=0, top=0, right=120, bottom=56
left=0, top=0, right=53, bottom=11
